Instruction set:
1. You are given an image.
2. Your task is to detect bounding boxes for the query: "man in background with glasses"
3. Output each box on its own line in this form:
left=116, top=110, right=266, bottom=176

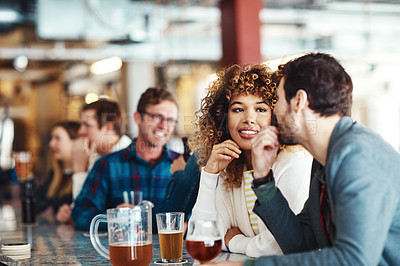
left=206, top=53, right=400, bottom=265
left=71, top=87, right=183, bottom=230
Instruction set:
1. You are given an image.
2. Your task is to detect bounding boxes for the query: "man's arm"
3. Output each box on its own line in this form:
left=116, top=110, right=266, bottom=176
left=71, top=159, right=110, bottom=230
left=247, top=149, right=399, bottom=265
left=253, top=186, right=316, bottom=253
left=252, top=159, right=328, bottom=254
left=71, top=137, right=94, bottom=200
left=159, top=152, right=200, bottom=218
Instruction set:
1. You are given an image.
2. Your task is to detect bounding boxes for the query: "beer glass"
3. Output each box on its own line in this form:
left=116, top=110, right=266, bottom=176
left=156, top=212, right=185, bottom=263
left=90, top=203, right=153, bottom=266
left=185, top=220, right=222, bottom=264
left=14, top=151, right=36, bottom=223
left=14, top=151, right=32, bottom=181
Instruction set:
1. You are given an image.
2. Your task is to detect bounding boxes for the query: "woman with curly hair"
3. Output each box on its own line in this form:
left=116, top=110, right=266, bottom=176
left=189, top=64, right=312, bottom=257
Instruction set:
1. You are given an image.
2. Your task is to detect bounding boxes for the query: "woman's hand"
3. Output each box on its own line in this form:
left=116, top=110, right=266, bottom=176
left=204, top=140, right=241, bottom=174
left=56, top=203, right=72, bottom=223
left=251, top=126, right=279, bottom=178
left=72, top=137, right=95, bottom=173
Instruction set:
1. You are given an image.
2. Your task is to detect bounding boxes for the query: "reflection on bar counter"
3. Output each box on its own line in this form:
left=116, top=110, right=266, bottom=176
left=0, top=205, right=17, bottom=231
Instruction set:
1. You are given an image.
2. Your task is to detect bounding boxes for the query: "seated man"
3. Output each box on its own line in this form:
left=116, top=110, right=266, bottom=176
left=206, top=53, right=400, bottom=265
left=56, top=98, right=132, bottom=223
left=71, top=87, right=182, bottom=230
left=71, top=98, right=132, bottom=200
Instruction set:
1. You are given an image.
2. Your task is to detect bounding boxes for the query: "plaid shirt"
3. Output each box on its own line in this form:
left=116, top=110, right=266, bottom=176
left=71, top=139, right=180, bottom=230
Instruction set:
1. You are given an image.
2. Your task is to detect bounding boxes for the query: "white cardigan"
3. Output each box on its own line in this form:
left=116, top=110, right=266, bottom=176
left=190, top=147, right=313, bottom=258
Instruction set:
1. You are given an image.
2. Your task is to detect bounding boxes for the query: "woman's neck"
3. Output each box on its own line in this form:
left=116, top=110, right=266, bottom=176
left=63, top=159, right=73, bottom=172
left=243, top=150, right=252, bottom=170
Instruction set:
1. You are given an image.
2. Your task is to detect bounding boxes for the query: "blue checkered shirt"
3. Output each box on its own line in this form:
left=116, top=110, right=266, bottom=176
left=71, top=139, right=181, bottom=230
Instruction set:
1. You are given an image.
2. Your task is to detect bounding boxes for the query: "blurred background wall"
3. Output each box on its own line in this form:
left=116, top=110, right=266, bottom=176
left=0, top=0, right=399, bottom=178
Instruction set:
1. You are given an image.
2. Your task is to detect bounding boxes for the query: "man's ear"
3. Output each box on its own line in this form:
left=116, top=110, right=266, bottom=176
left=103, top=122, right=115, bottom=132
left=291, top=89, right=308, bottom=113
left=133, top=112, right=141, bottom=125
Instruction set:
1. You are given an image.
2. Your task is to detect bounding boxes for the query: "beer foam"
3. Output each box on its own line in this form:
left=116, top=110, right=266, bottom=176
left=185, top=236, right=221, bottom=241
left=158, top=229, right=184, bottom=234
left=111, top=241, right=151, bottom=247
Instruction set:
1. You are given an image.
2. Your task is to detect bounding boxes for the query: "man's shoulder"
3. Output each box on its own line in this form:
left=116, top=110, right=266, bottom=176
left=332, top=120, right=394, bottom=155
left=166, top=149, right=182, bottom=161
left=113, top=135, right=132, bottom=151
left=97, top=144, right=134, bottom=165
left=327, top=119, right=400, bottom=181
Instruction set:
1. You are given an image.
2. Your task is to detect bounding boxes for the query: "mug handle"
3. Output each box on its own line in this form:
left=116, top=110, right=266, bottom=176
left=89, top=214, right=109, bottom=260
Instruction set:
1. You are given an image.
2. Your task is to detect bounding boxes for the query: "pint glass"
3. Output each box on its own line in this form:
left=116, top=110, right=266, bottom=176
left=156, top=212, right=185, bottom=263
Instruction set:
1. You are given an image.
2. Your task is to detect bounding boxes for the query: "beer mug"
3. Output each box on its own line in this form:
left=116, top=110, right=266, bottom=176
left=90, top=201, right=154, bottom=266
left=156, top=212, right=185, bottom=263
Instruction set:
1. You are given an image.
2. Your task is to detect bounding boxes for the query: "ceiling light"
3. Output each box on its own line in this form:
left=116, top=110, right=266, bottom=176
left=0, top=10, right=20, bottom=23
left=13, top=55, right=29, bottom=72
left=90, top=56, right=122, bottom=75
left=85, top=92, right=99, bottom=104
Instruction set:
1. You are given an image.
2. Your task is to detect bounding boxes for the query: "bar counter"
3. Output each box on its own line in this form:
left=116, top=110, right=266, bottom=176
left=0, top=217, right=249, bottom=265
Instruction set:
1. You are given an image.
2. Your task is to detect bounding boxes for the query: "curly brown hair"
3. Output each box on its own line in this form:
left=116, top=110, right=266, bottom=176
left=191, top=64, right=280, bottom=189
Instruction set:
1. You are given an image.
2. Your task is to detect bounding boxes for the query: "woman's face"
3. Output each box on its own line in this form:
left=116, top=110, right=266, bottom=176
left=49, top=126, right=73, bottom=162
left=228, top=93, right=272, bottom=151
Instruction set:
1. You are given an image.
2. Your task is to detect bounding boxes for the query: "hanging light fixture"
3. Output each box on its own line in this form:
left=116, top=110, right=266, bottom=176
left=90, top=56, right=122, bottom=75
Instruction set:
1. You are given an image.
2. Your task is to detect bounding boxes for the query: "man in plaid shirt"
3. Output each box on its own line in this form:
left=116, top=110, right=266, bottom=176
left=71, top=87, right=181, bottom=230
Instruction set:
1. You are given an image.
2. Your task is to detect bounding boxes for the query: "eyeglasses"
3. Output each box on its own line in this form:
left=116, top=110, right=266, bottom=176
left=141, top=111, right=178, bottom=126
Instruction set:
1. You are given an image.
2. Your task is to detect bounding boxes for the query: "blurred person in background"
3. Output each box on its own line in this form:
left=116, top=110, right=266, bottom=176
left=189, top=64, right=312, bottom=257
left=59, top=98, right=132, bottom=223
left=35, top=121, right=80, bottom=222
left=71, top=98, right=132, bottom=199
left=0, top=105, right=17, bottom=205
left=71, top=87, right=182, bottom=230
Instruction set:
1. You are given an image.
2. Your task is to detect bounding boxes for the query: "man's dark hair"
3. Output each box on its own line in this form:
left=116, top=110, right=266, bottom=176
left=136, top=87, right=178, bottom=113
left=82, top=98, right=122, bottom=135
left=279, top=52, right=353, bottom=116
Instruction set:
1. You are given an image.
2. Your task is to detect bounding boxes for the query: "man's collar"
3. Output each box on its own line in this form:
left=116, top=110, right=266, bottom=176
left=128, top=138, right=175, bottom=162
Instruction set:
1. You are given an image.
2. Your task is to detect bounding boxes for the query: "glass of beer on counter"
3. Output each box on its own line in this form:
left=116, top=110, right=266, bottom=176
left=14, top=151, right=36, bottom=224
left=185, top=220, right=222, bottom=264
left=156, top=212, right=185, bottom=263
left=14, top=151, right=32, bottom=181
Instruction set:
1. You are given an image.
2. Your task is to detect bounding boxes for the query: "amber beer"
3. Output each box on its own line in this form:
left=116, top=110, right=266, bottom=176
left=185, top=239, right=222, bottom=264
left=109, top=242, right=152, bottom=266
left=14, top=151, right=31, bottom=181
left=158, top=230, right=184, bottom=262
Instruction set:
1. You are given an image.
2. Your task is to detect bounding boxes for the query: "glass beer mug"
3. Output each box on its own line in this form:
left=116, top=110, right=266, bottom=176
left=90, top=201, right=154, bottom=266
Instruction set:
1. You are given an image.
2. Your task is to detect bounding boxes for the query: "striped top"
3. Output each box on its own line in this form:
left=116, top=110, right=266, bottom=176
left=243, top=170, right=259, bottom=235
